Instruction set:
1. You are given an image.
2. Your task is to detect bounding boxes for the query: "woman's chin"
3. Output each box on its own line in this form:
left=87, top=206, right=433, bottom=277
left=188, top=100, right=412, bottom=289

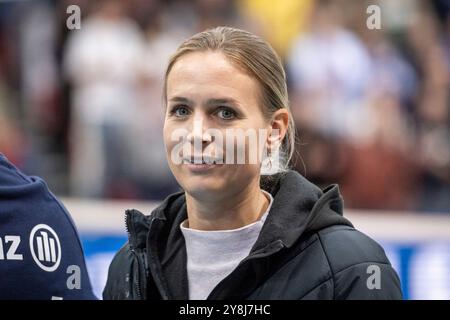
left=182, top=179, right=227, bottom=198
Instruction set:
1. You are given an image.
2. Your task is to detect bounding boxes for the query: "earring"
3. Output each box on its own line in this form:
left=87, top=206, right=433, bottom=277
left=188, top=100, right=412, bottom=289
left=268, top=147, right=272, bottom=170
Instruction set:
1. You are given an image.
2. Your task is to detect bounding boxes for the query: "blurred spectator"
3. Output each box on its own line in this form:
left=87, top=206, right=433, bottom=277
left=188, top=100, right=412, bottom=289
left=63, top=0, right=146, bottom=198
left=19, top=1, right=67, bottom=193
left=287, top=0, right=440, bottom=211
left=406, top=1, right=450, bottom=212
left=288, top=0, right=373, bottom=141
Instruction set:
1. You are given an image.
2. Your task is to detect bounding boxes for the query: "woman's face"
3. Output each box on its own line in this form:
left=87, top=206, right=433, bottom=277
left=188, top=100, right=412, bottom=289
left=164, top=51, right=271, bottom=200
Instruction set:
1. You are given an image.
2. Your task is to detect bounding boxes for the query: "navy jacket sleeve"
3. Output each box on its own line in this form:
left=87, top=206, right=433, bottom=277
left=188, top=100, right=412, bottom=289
left=0, top=154, right=96, bottom=299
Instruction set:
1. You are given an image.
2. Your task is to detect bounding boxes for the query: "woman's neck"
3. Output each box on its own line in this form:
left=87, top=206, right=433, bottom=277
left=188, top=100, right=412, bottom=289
left=184, top=179, right=270, bottom=231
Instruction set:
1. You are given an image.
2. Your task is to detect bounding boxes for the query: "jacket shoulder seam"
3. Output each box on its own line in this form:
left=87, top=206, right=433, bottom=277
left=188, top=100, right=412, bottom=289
left=334, top=261, right=392, bottom=277
left=318, top=225, right=354, bottom=236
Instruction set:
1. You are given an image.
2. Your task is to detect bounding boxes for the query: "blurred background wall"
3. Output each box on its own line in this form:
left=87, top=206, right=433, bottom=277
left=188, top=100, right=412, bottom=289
left=0, top=0, right=449, bottom=299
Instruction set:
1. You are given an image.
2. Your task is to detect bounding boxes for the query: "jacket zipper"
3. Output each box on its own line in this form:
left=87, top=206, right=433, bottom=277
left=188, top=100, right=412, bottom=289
left=146, top=216, right=171, bottom=300
left=125, top=209, right=146, bottom=300
left=125, top=209, right=170, bottom=300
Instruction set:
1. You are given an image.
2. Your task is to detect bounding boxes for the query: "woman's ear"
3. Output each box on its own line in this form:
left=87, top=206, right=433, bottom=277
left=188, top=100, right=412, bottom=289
left=268, top=108, right=289, bottom=151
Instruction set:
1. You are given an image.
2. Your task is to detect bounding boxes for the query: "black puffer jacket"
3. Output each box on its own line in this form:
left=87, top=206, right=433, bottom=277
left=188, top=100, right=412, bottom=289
left=103, top=170, right=403, bottom=300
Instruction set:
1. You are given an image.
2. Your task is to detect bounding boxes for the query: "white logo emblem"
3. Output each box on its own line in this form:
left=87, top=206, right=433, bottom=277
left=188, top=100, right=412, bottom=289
left=29, top=224, right=61, bottom=272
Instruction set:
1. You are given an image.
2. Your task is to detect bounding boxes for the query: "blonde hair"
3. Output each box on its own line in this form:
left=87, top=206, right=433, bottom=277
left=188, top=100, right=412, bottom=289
left=163, top=26, right=296, bottom=173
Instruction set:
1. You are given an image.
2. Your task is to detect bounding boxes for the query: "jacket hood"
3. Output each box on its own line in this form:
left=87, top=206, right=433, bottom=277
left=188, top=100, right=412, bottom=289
left=257, top=170, right=353, bottom=249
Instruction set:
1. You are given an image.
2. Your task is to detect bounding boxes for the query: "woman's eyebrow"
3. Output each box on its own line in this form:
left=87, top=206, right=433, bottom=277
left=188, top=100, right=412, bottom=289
left=169, top=97, right=241, bottom=108
left=168, top=96, right=193, bottom=104
left=206, top=98, right=241, bottom=107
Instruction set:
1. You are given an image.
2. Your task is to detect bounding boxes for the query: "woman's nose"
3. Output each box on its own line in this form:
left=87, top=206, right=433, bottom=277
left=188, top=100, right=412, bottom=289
left=186, top=118, right=213, bottom=144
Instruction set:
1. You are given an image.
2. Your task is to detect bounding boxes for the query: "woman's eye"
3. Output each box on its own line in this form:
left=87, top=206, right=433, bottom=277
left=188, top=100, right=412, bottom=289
left=172, top=106, right=190, bottom=117
left=216, top=108, right=236, bottom=120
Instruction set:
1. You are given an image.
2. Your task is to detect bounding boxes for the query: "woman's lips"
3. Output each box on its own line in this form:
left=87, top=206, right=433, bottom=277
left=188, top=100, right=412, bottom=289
left=182, top=160, right=224, bottom=173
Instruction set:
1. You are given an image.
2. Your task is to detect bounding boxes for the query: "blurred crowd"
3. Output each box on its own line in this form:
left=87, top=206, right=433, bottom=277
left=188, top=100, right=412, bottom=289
left=0, top=0, right=449, bottom=212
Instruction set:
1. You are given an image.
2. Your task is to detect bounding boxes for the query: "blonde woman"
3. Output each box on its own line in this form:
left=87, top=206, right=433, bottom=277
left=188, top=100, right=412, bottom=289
left=104, top=27, right=402, bottom=300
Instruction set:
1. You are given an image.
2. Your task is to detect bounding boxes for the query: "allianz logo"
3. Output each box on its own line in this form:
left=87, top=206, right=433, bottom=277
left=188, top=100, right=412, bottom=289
left=0, top=224, right=61, bottom=272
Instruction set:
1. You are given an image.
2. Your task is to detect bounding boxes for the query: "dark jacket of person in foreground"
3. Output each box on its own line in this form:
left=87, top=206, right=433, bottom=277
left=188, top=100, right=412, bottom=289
left=103, top=170, right=403, bottom=300
left=0, top=153, right=96, bottom=299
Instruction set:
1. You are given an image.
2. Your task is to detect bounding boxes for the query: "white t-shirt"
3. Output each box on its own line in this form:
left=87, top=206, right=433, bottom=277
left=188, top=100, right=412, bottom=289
left=180, top=189, right=274, bottom=300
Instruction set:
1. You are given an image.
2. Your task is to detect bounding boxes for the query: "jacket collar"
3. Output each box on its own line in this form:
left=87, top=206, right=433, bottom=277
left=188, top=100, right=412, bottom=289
left=256, top=170, right=352, bottom=250
left=126, top=170, right=353, bottom=255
